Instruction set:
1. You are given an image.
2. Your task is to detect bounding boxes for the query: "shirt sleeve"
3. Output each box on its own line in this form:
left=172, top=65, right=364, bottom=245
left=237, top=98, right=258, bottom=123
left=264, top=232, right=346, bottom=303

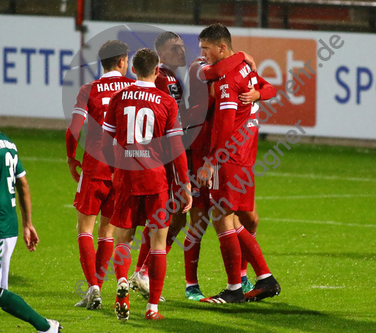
left=165, top=100, right=183, bottom=138
left=166, top=99, right=189, bottom=184
left=66, top=85, right=89, bottom=158
left=102, top=94, right=117, bottom=136
left=15, top=155, right=26, bottom=178
left=256, top=73, right=277, bottom=100
left=198, top=52, right=245, bottom=82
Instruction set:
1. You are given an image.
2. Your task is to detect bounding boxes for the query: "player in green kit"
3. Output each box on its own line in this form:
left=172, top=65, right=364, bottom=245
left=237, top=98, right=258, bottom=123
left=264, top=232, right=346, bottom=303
left=0, top=131, right=62, bottom=332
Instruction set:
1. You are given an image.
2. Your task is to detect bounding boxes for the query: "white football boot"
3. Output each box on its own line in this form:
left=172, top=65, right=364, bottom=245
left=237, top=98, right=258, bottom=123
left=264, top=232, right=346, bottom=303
left=38, top=319, right=62, bottom=333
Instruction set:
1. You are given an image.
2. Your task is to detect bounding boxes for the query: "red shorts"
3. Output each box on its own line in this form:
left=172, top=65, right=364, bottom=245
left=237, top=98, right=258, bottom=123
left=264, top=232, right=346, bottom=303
left=74, top=173, right=114, bottom=218
left=210, top=163, right=255, bottom=212
left=110, top=191, right=171, bottom=230
left=191, top=149, right=211, bottom=210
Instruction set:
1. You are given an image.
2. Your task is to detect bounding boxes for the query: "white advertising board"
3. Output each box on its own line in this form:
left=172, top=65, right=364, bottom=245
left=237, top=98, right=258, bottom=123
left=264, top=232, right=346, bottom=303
left=0, top=15, right=375, bottom=139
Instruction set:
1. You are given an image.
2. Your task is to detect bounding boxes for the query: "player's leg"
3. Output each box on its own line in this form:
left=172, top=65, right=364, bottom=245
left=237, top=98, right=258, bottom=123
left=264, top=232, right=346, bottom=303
left=0, top=236, right=17, bottom=289
left=0, top=288, right=62, bottom=332
left=96, top=183, right=115, bottom=290
left=234, top=211, right=280, bottom=301
left=144, top=191, right=170, bottom=320
left=235, top=202, right=258, bottom=293
left=184, top=206, right=208, bottom=300
left=113, top=226, right=135, bottom=321
left=76, top=212, right=102, bottom=310
left=95, top=215, right=115, bottom=289
left=74, top=175, right=107, bottom=309
left=200, top=206, right=244, bottom=303
left=146, top=227, right=168, bottom=320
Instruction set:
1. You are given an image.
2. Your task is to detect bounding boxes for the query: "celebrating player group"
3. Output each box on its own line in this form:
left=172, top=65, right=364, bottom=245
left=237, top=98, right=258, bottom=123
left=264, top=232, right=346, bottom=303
left=65, top=23, right=281, bottom=321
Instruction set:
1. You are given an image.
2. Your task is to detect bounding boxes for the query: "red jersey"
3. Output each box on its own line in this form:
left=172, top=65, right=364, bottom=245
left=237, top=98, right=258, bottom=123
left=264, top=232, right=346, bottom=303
left=187, top=53, right=246, bottom=152
left=155, top=64, right=183, bottom=106
left=103, top=81, right=189, bottom=195
left=66, top=71, right=135, bottom=180
left=208, top=62, right=276, bottom=166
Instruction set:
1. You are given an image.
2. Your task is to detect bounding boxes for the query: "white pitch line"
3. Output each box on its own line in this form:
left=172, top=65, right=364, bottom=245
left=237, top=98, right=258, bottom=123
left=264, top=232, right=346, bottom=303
left=262, top=217, right=376, bottom=228
left=311, top=286, right=345, bottom=289
left=22, top=157, right=66, bottom=163
left=257, top=194, right=376, bottom=200
left=267, top=172, right=376, bottom=183
left=63, top=204, right=75, bottom=208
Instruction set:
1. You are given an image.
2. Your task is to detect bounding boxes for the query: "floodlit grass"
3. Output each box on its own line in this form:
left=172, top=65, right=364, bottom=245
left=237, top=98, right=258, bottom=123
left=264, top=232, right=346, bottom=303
left=1, top=127, right=375, bottom=333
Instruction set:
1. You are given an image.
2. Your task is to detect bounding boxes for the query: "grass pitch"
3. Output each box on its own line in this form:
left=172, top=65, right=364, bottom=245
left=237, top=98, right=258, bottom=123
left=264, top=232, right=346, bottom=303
left=1, top=127, right=375, bottom=333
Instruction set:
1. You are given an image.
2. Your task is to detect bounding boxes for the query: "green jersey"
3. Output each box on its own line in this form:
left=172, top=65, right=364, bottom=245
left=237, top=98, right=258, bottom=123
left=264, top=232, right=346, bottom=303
left=0, top=132, right=26, bottom=239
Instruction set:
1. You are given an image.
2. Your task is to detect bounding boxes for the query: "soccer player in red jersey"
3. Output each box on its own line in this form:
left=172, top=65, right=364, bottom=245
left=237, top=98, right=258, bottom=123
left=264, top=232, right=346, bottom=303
left=184, top=55, right=260, bottom=300
left=130, top=32, right=260, bottom=300
left=66, top=40, right=135, bottom=310
left=197, top=23, right=281, bottom=303
left=128, top=33, right=186, bottom=297
left=102, top=48, right=192, bottom=320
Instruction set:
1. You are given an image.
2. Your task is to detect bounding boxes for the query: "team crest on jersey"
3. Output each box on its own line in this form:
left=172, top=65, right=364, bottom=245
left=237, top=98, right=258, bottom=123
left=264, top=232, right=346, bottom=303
left=168, top=83, right=180, bottom=99
left=220, top=84, right=229, bottom=99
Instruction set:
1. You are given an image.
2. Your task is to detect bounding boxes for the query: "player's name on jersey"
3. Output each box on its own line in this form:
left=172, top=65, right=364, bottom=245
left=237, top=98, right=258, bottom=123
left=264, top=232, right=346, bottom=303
left=0, top=140, right=17, bottom=151
left=239, top=64, right=252, bottom=79
left=124, top=149, right=151, bottom=158
left=121, top=91, right=161, bottom=104
left=97, top=81, right=132, bottom=92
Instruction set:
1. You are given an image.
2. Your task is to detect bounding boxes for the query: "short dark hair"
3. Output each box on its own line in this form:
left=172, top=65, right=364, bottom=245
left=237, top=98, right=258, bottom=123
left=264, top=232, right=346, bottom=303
left=133, top=48, right=159, bottom=78
left=198, top=23, right=232, bottom=48
left=155, top=31, right=180, bottom=51
left=98, top=40, right=130, bottom=70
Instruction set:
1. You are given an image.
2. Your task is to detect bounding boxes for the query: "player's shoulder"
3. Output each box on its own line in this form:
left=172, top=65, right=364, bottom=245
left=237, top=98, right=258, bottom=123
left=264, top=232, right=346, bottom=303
left=217, top=61, right=252, bottom=86
left=158, top=65, right=177, bottom=81
left=0, top=132, right=18, bottom=152
left=153, top=86, right=176, bottom=104
left=78, top=81, right=93, bottom=94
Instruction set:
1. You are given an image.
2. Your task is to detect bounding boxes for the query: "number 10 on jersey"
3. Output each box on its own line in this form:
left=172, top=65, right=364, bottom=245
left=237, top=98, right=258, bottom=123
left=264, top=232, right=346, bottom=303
left=124, top=106, right=155, bottom=145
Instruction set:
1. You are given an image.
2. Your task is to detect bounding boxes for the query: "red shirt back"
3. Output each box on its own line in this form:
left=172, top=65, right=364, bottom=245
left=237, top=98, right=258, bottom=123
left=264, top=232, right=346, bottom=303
left=72, top=72, right=134, bottom=179
left=103, top=81, right=183, bottom=195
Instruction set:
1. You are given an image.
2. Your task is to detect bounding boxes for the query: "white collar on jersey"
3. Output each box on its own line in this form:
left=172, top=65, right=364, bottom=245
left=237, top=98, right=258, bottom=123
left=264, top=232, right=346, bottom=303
left=135, top=80, right=156, bottom=88
left=101, top=70, right=123, bottom=78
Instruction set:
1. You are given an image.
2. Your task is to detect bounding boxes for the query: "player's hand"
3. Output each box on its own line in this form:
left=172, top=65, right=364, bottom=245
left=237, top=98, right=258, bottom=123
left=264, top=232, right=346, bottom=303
left=67, top=157, right=82, bottom=183
left=198, top=162, right=213, bottom=187
left=180, top=183, right=193, bottom=214
left=23, top=224, right=39, bottom=252
left=241, top=52, right=257, bottom=71
left=239, top=85, right=261, bottom=105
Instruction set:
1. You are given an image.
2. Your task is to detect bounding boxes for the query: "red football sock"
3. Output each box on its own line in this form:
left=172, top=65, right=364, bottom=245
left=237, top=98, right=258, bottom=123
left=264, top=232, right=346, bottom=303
left=184, top=231, right=201, bottom=285
left=96, top=237, right=114, bottom=289
left=218, top=229, right=242, bottom=285
left=148, top=250, right=166, bottom=305
left=141, top=228, right=178, bottom=276
left=241, top=255, right=248, bottom=278
left=135, top=226, right=151, bottom=273
left=113, top=243, right=132, bottom=281
left=78, top=233, right=98, bottom=287
left=236, top=226, right=271, bottom=277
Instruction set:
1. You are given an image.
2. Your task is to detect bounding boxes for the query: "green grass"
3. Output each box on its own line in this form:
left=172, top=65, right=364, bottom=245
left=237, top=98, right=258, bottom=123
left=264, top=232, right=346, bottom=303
left=1, top=127, right=376, bottom=333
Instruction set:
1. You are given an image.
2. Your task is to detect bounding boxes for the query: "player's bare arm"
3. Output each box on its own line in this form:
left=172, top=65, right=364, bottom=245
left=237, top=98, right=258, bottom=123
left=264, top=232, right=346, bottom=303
left=15, top=175, right=39, bottom=252
left=67, top=156, right=82, bottom=183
